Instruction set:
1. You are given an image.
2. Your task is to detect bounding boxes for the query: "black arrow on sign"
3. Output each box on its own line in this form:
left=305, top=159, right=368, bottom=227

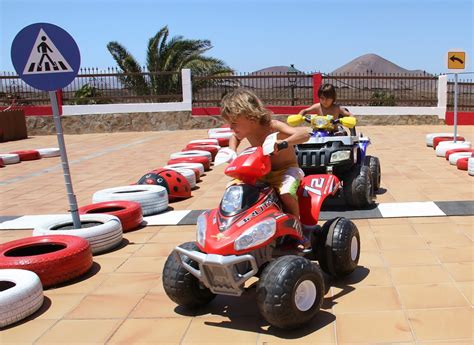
left=450, top=55, right=464, bottom=64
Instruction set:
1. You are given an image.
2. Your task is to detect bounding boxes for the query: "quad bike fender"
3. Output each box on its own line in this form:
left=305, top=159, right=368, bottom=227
left=298, top=174, right=341, bottom=225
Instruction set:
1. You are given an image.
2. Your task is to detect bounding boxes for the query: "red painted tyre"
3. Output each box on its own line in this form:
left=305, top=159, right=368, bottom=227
left=433, top=136, right=465, bottom=149
left=79, top=200, right=143, bottom=232
left=445, top=148, right=474, bottom=160
left=168, top=156, right=210, bottom=171
left=0, top=157, right=4, bottom=168
left=216, top=137, right=230, bottom=147
left=0, top=235, right=93, bottom=288
left=456, top=157, right=470, bottom=170
left=183, top=145, right=219, bottom=160
left=9, top=150, right=41, bottom=161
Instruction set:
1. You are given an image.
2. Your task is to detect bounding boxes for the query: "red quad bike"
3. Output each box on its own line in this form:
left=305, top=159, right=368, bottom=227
left=162, top=139, right=361, bottom=329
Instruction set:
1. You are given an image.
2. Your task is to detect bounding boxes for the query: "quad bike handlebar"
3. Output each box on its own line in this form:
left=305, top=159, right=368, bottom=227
left=287, top=114, right=357, bottom=131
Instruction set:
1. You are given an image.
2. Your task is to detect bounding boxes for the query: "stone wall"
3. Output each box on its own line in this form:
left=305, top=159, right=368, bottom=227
left=26, top=112, right=444, bottom=135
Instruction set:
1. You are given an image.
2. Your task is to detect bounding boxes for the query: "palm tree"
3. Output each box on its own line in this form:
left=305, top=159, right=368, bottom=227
left=107, top=26, right=233, bottom=97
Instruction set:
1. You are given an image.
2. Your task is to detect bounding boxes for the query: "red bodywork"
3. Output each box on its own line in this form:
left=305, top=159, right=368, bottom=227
left=197, top=146, right=338, bottom=256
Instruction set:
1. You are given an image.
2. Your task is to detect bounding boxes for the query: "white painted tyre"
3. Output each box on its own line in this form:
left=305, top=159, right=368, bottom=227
left=425, top=133, right=454, bottom=147
left=37, top=147, right=60, bottom=158
left=208, top=128, right=233, bottom=137
left=0, top=153, right=20, bottom=164
left=189, top=139, right=219, bottom=145
left=32, top=214, right=123, bottom=255
left=435, top=142, right=471, bottom=157
left=92, top=185, right=169, bottom=216
left=468, top=158, right=474, bottom=176
left=165, top=168, right=196, bottom=189
left=164, top=163, right=205, bottom=177
left=170, top=150, right=212, bottom=162
left=448, top=152, right=473, bottom=165
left=0, top=269, right=44, bottom=328
left=208, top=131, right=233, bottom=139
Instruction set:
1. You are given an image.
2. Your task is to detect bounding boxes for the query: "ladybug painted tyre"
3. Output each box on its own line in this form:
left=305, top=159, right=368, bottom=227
left=0, top=269, right=44, bottom=328
left=162, top=242, right=216, bottom=308
left=256, top=255, right=324, bottom=329
left=9, top=150, right=41, bottom=161
left=0, top=154, right=20, bottom=164
left=317, top=218, right=360, bottom=278
left=79, top=201, right=143, bottom=232
left=161, top=167, right=196, bottom=189
left=343, top=165, right=374, bottom=208
left=138, top=169, right=191, bottom=201
left=37, top=147, right=60, bottom=158
left=93, top=185, right=169, bottom=216
left=0, top=235, right=93, bottom=288
left=364, top=155, right=381, bottom=191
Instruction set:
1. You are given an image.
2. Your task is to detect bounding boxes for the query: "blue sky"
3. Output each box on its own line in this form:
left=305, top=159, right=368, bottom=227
left=1, top=0, right=472, bottom=74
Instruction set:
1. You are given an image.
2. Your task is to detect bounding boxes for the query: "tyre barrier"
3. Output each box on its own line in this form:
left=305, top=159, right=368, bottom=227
left=435, top=141, right=471, bottom=157
left=433, top=136, right=465, bottom=149
left=164, top=163, right=204, bottom=180
left=425, top=133, right=455, bottom=147
left=469, top=157, right=474, bottom=176
left=79, top=201, right=143, bottom=233
left=9, top=150, right=41, bottom=161
left=0, top=153, right=20, bottom=165
left=0, top=235, right=93, bottom=288
left=37, top=147, right=60, bottom=158
left=183, top=145, right=220, bottom=160
left=170, top=150, right=212, bottom=162
left=189, top=139, right=219, bottom=146
left=0, top=269, right=44, bottom=328
left=456, top=157, right=469, bottom=171
left=33, top=214, right=123, bottom=255
left=208, top=128, right=233, bottom=137
left=158, top=167, right=196, bottom=189
left=216, top=137, right=230, bottom=147
left=445, top=148, right=474, bottom=159
left=448, top=152, right=474, bottom=165
left=0, top=157, right=4, bottom=168
left=168, top=156, right=211, bottom=171
left=93, top=185, right=169, bottom=216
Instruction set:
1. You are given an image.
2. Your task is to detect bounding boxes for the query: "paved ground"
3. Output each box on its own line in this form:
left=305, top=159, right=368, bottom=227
left=0, top=125, right=473, bottom=344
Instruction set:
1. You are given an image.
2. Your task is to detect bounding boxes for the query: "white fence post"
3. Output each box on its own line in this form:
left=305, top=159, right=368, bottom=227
left=437, top=74, right=448, bottom=119
left=181, top=69, right=192, bottom=106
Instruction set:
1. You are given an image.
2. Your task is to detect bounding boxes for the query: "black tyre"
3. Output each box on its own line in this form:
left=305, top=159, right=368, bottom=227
left=317, top=218, right=360, bottom=278
left=343, top=165, right=374, bottom=208
left=256, top=256, right=325, bottom=329
left=365, top=155, right=381, bottom=191
left=162, top=241, right=215, bottom=308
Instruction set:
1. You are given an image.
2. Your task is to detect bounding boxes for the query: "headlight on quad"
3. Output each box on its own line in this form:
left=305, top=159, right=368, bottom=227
left=221, top=185, right=243, bottom=214
left=196, top=213, right=207, bottom=247
left=234, top=218, right=276, bottom=251
left=330, top=150, right=351, bottom=163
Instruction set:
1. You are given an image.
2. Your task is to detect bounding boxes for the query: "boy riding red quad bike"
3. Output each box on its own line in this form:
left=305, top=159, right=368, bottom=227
left=163, top=136, right=361, bottom=329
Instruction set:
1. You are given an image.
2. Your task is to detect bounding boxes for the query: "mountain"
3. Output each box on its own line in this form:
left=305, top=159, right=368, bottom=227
left=331, top=53, right=426, bottom=75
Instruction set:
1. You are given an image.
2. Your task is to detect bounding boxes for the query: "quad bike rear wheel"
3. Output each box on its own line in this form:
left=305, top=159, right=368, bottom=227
left=317, top=217, right=360, bottom=278
left=365, top=155, right=381, bottom=191
left=256, top=255, right=324, bottom=329
left=343, top=165, right=374, bottom=208
left=162, top=242, right=215, bottom=308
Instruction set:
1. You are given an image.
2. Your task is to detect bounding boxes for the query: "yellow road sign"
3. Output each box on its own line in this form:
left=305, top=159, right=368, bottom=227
left=448, top=51, right=466, bottom=69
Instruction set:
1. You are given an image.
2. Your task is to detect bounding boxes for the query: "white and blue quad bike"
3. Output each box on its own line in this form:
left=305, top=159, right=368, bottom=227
left=287, top=113, right=381, bottom=209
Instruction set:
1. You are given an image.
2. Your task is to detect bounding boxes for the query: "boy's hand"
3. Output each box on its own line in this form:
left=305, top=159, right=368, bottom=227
left=274, top=140, right=289, bottom=154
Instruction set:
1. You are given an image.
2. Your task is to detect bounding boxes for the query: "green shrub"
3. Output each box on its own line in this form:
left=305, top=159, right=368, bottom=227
left=369, top=91, right=396, bottom=106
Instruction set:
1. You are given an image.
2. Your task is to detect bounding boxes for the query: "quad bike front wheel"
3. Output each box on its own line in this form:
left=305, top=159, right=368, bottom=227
left=162, top=241, right=216, bottom=308
left=343, top=165, right=374, bottom=208
left=256, top=255, right=325, bottom=329
left=317, top=217, right=360, bottom=278
left=365, top=155, right=381, bottom=191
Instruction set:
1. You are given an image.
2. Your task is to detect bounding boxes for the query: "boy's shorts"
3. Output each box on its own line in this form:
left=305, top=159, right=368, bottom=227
left=261, top=166, right=304, bottom=199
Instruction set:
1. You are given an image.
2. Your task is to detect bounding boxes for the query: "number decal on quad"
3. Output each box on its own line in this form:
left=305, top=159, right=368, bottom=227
left=304, top=177, right=325, bottom=196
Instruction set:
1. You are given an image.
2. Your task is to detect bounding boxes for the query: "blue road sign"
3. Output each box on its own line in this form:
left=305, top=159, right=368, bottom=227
left=11, top=23, right=80, bottom=91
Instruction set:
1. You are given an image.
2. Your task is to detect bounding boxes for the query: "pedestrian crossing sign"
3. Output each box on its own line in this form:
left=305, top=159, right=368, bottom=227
left=11, top=22, right=80, bottom=91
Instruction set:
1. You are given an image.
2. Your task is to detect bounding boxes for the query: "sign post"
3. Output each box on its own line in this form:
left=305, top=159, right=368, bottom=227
left=447, top=50, right=467, bottom=143
left=11, top=23, right=82, bottom=228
